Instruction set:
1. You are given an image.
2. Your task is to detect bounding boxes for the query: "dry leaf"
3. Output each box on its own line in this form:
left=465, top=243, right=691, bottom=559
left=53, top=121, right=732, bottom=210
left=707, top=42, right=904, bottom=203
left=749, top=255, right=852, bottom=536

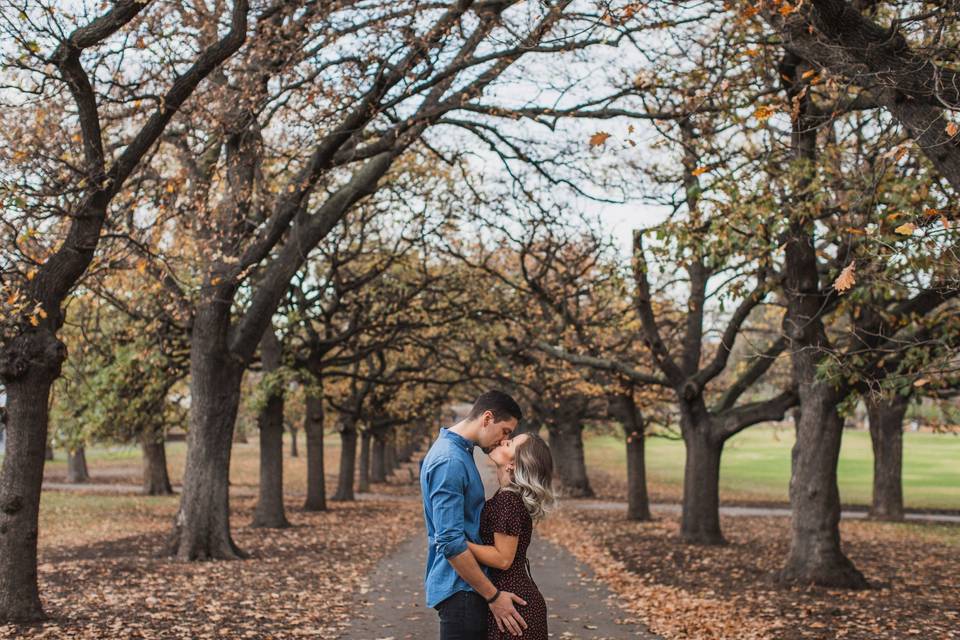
left=833, top=261, right=856, bottom=294
left=589, top=131, right=612, bottom=147
left=895, top=222, right=916, bottom=235
left=753, top=105, right=776, bottom=121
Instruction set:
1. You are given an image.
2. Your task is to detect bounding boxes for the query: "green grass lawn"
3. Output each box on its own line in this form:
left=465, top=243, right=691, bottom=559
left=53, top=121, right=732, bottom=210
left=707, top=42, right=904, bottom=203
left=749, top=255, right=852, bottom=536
left=584, top=426, right=960, bottom=510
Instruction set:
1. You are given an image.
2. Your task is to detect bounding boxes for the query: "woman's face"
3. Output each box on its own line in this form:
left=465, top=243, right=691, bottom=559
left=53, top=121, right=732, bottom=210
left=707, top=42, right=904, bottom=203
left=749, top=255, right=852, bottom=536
left=489, top=433, right=530, bottom=470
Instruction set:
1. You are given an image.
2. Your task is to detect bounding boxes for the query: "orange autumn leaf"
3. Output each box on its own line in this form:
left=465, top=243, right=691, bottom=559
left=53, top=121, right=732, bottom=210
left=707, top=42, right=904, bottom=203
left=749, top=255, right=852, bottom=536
left=589, top=131, right=611, bottom=147
left=833, top=260, right=856, bottom=294
left=895, top=222, right=916, bottom=235
left=753, top=105, right=776, bottom=121
left=946, top=122, right=959, bottom=137
left=691, top=166, right=708, bottom=176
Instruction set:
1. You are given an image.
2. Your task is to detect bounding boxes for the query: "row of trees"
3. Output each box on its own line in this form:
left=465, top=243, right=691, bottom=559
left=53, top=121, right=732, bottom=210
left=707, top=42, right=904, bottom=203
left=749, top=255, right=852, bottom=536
left=2, top=0, right=959, bottom=624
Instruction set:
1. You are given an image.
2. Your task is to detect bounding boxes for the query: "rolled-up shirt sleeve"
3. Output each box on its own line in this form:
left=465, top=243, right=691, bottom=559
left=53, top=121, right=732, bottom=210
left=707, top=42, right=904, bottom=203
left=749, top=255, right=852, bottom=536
left=428, top=458, right=468, bottom=559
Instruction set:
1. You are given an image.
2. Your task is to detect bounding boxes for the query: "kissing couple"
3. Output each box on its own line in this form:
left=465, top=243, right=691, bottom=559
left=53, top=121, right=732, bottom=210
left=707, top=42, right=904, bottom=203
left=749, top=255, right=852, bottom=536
left=420, top=390, right=556, bottom=639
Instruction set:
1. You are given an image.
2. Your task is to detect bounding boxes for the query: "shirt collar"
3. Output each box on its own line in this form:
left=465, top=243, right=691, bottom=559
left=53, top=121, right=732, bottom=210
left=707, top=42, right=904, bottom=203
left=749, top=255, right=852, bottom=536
left=441, top=427, right=475, bottom=454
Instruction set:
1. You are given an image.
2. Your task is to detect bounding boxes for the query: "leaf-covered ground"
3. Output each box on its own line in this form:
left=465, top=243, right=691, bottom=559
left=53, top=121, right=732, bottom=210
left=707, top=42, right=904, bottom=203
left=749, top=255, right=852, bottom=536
left=540, top=508, right=960, bottom=640
left=1, top=497, right=420, bottom=639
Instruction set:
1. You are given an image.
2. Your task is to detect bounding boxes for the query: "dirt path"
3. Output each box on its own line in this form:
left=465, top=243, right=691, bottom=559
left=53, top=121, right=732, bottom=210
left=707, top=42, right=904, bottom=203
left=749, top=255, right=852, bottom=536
left=338, top=449, right=660, bottom=640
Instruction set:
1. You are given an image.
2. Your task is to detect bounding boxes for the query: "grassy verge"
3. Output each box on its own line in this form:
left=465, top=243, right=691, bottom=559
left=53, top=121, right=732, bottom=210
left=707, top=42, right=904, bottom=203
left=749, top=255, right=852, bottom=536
left=584, top=427, right=960, bottom=510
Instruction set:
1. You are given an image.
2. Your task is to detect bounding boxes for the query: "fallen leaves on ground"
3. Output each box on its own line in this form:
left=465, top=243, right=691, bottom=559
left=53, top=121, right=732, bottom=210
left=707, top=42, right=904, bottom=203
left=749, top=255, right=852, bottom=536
left=2, top=498, right=420, bottom=639
left=539, top=508, right=960, bottom=640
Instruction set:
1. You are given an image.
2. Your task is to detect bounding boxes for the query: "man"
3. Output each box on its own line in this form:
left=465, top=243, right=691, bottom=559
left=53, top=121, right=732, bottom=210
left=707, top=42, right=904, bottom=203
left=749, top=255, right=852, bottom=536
left=421, top=390, right=528, bottom=639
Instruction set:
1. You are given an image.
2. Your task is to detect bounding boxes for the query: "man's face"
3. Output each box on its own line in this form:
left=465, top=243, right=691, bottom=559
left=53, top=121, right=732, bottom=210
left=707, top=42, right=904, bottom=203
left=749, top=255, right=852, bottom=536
left=478, top=411, right=518, bottom=452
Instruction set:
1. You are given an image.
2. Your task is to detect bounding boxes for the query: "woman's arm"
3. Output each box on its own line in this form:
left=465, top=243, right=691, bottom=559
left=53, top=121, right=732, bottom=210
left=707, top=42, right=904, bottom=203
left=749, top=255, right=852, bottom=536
left=467, top=533, right=519, bottom=571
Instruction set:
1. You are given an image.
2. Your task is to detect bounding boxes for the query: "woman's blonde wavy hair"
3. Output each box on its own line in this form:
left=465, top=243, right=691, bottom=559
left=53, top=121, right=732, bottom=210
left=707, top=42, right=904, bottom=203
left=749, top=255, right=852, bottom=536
left=505, top=433, right=556, bottom=523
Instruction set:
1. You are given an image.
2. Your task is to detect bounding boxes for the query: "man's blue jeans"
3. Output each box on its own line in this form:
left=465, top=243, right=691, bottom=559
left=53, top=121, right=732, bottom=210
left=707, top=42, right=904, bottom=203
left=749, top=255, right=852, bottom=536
left=436, top=590, right=487, bottom=639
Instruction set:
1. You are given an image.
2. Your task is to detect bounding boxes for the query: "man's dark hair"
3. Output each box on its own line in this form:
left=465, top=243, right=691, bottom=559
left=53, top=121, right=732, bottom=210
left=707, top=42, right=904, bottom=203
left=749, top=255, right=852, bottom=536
left=468, top=390, right=523, bottom=424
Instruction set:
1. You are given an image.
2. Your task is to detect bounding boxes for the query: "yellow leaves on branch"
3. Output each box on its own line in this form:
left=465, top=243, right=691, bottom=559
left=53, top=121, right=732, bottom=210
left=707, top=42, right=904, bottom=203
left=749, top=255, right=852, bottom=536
left=894, top=222, right=916, bottom=235
left=833, top=261, right=856, bottom=294
left=589, top=131, right=612, bottom=147
left=691, top=166, right=708, bottom=176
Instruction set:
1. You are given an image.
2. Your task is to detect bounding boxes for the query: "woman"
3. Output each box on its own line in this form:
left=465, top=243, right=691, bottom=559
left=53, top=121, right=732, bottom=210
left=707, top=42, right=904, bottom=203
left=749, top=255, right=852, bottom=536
left=467, top=433, right=556, bottom=640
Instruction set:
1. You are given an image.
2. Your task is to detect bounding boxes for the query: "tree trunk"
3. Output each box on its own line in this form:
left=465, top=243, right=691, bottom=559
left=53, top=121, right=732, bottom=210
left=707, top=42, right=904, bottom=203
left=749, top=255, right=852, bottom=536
left=371, top=430, right=387, bottom=484
left=866, top=393, right=908, bottom=522
left=358, top=430, right=371, bottom=493
left=252, top=327, right=289, bottom=529
left=780, top=385, right=866, bottom=587
left=608, top=392, right=651, bottom=521
left=779, top=224, right=866, bottom=586
left=303, top=390, right=326, bottom=511
left=385, top=428, right=397, bottom=476
left=141, top=431, right=173, bottom=496
left=547, top=417, right=593, bottom=498
left=778, top=57, right=866, bottom=589
left=0, top=331, right=64, bottom=622
left=332, top=418, right=358, bottom=501
left=679, top=412, right=725, bottom=545
left=67, top=445, right=91, bottom=483
left=289, top=425, right=298, bottom=458
left=168, top=304, right=247, bottom=560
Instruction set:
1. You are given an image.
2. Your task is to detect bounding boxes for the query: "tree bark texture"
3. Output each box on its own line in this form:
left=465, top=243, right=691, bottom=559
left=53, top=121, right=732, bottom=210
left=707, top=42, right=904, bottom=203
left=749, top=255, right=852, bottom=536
left=252, top=326, right=289, bottom=528
left=332, top=418, right=358, bottom=501
left=0, top=331, right=64, bottom=621
left=780, top=223, right=867, bottom=588
left=608, top=392, right=651, bottom=521
left=67, top=445, right=91, bottom=483
left=303, top=390, right=326, bottom=511
left=358, top=430, right=371, bottom=493
left=547, top=414, right=593, bottom=498
left=168, top=301, right=247, bottom=560
left=141, top=431, right=173, bottom=496
left=679, top=402, right=724, bottom=545
left=866, top=393, right=909, bottom=522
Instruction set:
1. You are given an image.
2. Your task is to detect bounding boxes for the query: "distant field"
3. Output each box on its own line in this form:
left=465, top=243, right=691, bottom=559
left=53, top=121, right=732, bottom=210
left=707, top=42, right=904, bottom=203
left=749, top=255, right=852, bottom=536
left=583, top=427, right=960, bottom=510
left=24, top=433, right=344, bottom=548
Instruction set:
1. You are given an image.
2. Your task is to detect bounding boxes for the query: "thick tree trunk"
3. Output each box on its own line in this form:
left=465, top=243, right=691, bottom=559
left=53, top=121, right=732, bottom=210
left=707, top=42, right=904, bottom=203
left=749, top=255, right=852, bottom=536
left=252, top=327, right=289, bottom=528
left=168, top=305, right=246, bottom=560
left=0, top=331, right=64, bottom=622
left=547, top=417, right=593, bottom=498
left=332, top=418, right=358, bottom=501
left=303, top=391, right=326, bottom=511
left=778, top=58, right=866, bottom=589
left=608, top=392, right=651, bottom=521
left=370, top=430, right=387, bottom=484
left=141, top=431, right=173, bottom=496
left=680, top=418, right=725, bottom=545
left=866, top=393, right=908, bottom=522
left=67, top=445, right=91, bottom=483
left=358, top=430, right=371, bottom=493
left=781, top=386, right=866, bottom=587
left=780, top=226, right=866, bottom=587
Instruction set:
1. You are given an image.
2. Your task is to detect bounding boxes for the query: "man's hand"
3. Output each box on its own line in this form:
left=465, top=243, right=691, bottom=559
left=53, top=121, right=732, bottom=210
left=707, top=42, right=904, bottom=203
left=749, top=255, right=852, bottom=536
left=489, top=590, right=527, bottom=636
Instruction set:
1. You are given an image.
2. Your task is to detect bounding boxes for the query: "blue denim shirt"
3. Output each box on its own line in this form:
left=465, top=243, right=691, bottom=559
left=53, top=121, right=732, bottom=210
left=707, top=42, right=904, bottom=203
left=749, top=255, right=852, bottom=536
left=420, top=427, right=487, bottom=608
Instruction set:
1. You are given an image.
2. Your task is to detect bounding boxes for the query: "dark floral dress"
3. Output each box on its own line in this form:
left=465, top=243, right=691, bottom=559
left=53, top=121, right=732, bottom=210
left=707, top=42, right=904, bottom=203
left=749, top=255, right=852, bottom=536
left=480, top=489, right=547, bottom=640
